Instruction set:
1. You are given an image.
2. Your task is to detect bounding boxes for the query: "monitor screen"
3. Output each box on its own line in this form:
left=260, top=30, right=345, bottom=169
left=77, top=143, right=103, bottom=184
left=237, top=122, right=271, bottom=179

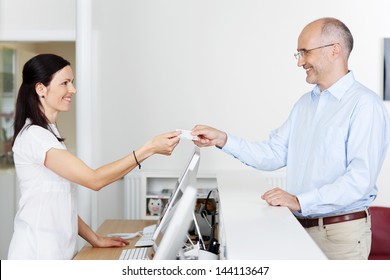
left=152, top=147, right=200, bottom=241
left=152, top=184, right=197, bottom=260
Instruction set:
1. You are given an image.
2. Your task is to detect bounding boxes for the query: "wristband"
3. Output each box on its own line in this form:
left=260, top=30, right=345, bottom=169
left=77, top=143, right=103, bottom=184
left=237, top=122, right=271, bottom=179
left=133, top=150, right=141, bottom=169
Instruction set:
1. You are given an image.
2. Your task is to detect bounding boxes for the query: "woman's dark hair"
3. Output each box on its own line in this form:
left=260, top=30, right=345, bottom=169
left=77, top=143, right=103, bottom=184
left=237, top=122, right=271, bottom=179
left=12, top=54, right=71, bottom=145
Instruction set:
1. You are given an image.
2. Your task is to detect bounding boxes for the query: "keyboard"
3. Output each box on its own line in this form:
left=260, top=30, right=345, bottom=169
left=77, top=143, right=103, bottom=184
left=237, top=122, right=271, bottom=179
left=119, top=247, right=150, bottom=260
left=134, top=224, right=156, bottom=247
left=135, top=232, right=154, bottom=247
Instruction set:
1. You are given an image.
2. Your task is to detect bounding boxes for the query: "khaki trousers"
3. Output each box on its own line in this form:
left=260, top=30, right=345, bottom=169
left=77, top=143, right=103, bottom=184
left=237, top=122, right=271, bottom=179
left=305, top=215, right=371, bottom=260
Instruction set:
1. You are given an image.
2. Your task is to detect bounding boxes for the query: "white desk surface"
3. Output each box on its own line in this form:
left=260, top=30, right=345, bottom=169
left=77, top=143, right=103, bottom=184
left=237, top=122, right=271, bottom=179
left=216, top=169, right=327, bottom=260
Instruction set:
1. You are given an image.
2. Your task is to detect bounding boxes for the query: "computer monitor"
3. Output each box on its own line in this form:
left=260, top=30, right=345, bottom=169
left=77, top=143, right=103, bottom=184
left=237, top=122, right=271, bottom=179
left=153, top=184, right=197, bottom=260
left=151, top=147, right=200, bottom=241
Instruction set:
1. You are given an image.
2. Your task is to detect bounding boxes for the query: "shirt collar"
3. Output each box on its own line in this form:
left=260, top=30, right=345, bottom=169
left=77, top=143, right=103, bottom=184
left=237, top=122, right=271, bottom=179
left=311, top=71, right=355, bottom=101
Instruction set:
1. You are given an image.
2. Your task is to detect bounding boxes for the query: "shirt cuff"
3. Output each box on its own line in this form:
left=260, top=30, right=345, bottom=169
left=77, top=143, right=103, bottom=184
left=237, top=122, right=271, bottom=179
left=295, top=191, right=317, bottom=217
left=221, top=133, right=238, bottom=153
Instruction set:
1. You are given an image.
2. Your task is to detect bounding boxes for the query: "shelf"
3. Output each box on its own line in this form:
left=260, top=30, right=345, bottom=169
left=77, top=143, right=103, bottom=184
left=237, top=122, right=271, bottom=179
left=124, top=170, right=217, bottom=219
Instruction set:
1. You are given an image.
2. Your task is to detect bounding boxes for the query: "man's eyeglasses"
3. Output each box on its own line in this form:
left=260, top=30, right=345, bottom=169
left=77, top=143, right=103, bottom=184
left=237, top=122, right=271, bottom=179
left=294, top=43, right=336, bottom=60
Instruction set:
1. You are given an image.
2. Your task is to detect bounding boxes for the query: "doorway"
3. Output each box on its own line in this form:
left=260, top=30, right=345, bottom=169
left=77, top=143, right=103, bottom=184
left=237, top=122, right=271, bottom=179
left=0, top=41, right=75, bottom=259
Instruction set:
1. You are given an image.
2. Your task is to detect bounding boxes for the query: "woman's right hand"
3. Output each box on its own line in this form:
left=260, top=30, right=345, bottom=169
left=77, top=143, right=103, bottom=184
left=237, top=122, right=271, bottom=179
left=147, top=130, right=181, bottom=155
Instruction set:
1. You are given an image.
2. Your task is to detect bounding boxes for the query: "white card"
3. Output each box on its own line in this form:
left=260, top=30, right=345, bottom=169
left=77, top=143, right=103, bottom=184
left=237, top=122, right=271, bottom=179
left=176, top=129, right=198, bottom=140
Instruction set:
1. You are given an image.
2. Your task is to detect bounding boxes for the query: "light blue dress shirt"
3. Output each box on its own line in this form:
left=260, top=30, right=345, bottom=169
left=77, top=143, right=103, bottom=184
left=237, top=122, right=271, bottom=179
left=223, top=71, right=390, bottom=218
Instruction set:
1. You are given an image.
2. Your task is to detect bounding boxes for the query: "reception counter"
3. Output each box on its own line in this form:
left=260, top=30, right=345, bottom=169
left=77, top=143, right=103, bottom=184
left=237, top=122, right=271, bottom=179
left=74, top=169, right=327, bottom=260
left=216, top=169, right=327, bottom=260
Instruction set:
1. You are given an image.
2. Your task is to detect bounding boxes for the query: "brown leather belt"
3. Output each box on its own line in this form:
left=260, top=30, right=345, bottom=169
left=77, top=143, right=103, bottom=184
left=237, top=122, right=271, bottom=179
left=297, top=209, right=369, bottom=228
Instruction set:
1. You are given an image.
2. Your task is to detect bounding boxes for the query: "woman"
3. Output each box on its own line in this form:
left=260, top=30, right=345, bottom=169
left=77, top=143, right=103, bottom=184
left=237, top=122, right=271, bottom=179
left=8, top=54, right=180, bottom=259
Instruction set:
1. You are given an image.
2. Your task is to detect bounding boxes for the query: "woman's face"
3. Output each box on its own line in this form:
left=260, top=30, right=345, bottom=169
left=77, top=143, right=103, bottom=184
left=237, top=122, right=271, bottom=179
left=38, top=65, right=76, bottom=122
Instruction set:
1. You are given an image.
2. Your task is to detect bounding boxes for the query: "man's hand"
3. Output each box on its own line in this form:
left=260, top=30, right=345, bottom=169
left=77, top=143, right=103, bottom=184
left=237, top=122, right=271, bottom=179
left=261, top=187, right=301, bottom=212
left=191, top=125, right=228, bottom=148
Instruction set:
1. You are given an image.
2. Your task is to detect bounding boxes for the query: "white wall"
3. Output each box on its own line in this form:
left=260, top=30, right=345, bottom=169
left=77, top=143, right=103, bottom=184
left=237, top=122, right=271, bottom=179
left=90, top=0, right=390, bottom=210
left=91, top=0, right=390, bottom=168
left=0, top=0, right=75, bottom=41
left=0, top=170, right=16, bottom=259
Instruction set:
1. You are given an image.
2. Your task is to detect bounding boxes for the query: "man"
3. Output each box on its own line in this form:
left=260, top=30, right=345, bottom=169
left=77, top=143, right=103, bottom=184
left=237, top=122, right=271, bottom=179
left=192, top=17, right=390, bottom=260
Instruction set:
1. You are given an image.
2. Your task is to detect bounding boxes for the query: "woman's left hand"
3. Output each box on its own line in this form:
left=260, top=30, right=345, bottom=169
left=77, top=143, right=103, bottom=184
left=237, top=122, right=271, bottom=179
left=93, top=235, right=129, bottom=248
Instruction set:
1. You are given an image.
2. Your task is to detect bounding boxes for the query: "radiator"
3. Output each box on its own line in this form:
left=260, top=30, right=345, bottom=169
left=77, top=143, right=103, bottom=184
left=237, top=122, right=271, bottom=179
left=124, top=173, right=142, bottom=219
left=263, top=170, right=287, bottom=189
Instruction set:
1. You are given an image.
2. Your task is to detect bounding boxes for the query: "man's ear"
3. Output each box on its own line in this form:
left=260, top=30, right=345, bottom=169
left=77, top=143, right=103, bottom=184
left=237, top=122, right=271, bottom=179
left=332, top=43, right=342, bottom=58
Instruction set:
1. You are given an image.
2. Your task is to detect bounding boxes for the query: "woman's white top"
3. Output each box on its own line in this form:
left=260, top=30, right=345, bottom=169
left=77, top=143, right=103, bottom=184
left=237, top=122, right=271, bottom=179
left=8, top=120, right=78, bottom=259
